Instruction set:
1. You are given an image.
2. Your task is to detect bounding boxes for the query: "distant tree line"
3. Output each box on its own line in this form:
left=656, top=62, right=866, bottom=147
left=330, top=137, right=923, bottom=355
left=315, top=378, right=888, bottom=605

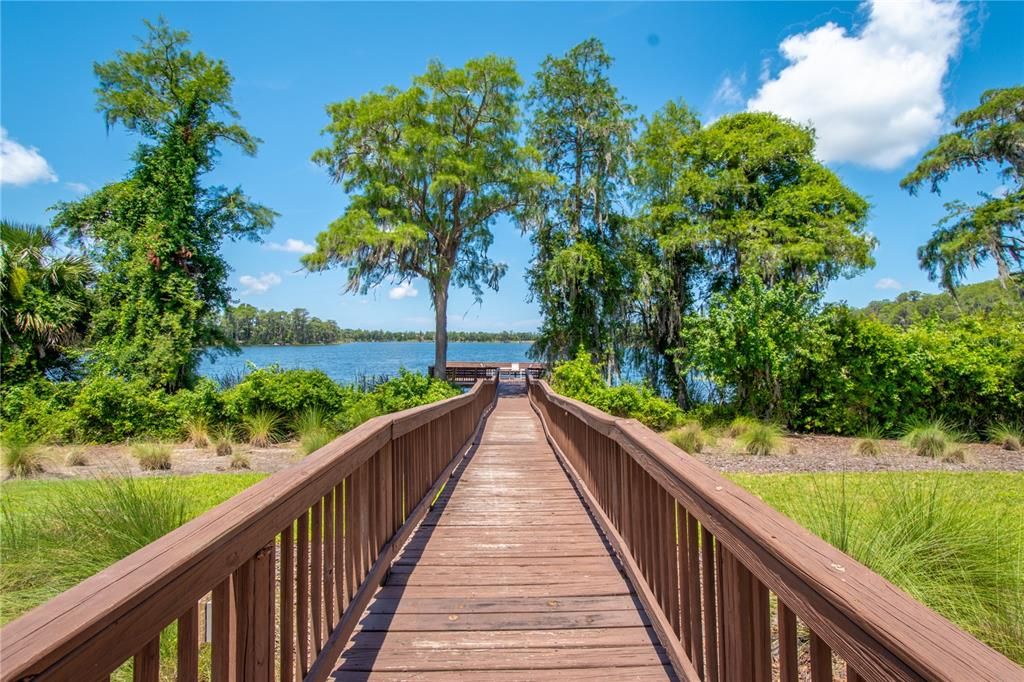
left=216, top=304, right=535, bottom=345
left=861, top=278, right=1022, bottom=329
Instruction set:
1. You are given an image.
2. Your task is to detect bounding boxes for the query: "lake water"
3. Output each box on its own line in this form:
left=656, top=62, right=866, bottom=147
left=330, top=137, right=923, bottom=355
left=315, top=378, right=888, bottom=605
left=198, top=342, right=535, bottom=385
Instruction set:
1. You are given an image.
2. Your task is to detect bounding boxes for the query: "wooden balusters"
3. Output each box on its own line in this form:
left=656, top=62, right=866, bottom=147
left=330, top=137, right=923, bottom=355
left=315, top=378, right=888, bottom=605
left=296, top=510, right=310, bottom=678
left=212, top=575, right=236, bottom=680
left=281, top=523, right=295, bottom=682
left=778, top=601, right=799, bottom=682
left=176, top=605, right=199, bottom=682
left=810, top=630, right=834, bottom=682
left=133, top=636, right=160, bottom=682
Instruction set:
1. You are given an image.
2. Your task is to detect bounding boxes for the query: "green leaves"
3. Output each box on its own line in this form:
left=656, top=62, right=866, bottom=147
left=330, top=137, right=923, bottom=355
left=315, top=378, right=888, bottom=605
left=901, top=85, right=1024, bottom=292
left=52, top=19, right=274, bottom=391
left=307, top=54, right=547, bottom=374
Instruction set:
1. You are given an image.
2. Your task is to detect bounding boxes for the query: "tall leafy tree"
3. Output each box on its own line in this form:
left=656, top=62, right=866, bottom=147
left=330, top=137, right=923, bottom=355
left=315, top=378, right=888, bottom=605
left=634, top=110, right=873, bottom=404
left=628, top=100, right=704, bottom=402
left=901, top=86, right=1024, bottom=293
left=523, top=38, right=635, bottom=374
left=52, top=19, right=274, bottom=391
left=304, top=56, right=547, bottom=377
left=659, top=112, right=874, bottom=293
left=0, top=222, right=94, bottom=384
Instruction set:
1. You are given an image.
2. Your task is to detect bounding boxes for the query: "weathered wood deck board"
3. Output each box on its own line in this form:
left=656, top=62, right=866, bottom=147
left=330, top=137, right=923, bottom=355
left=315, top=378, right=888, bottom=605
left=332, top=384, right=674, bottom=681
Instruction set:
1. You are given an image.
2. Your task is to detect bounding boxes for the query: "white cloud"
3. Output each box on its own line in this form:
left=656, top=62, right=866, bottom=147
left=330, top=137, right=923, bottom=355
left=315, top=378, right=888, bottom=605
left=388, top=282, right=419, bottom=300
left=238, top=272, right=282, bottom=295
left=265, top=238, right=315, bottom=254
left=747, top=0, right=963, bottom=169
left=875, top=277, right=903, bottom=290
left=712, top=73, right=746, bottom=108
left=66, top=181, right=89, bottom=194
left=0, top=127, right=58, bottom=186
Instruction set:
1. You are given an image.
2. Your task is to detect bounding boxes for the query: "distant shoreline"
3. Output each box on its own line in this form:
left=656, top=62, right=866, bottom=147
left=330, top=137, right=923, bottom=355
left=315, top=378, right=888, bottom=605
left=231, top=340, right=535, bottom=348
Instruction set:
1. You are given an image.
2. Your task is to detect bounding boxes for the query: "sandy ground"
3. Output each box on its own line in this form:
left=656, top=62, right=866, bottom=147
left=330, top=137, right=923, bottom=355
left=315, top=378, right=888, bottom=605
left=689, top=433, right=1024, bottom=473
left=26, top=441, right=301, bottom=480
left=17, top=431, right=1024, bottom=481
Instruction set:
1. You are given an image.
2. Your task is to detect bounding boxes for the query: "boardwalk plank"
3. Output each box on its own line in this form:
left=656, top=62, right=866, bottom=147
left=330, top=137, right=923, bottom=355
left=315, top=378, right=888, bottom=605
left=330, top=385, right=673, bottom=681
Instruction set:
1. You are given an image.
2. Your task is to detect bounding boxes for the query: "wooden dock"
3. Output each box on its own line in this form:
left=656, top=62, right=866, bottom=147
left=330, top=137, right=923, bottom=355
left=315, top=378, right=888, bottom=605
left=332, top=383, right=673, bottom=680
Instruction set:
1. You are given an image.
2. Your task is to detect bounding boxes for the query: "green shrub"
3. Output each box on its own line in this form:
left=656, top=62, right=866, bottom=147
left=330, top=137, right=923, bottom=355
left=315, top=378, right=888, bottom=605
left=222, top=366, right=351, bottom=421
left=903, top=419, right=965, bottom=459
left=242, top=409, right=282, bottom=448
left=666, top=422, right=711, bottom=454
left=63, top=375, right=177, bottom=442
left=988, top=423, right=1023, bottom=452
left=792, top=308, right=1024, bottom=436
left=370, top=369, right=460, bottom=413
left=132, top=442, right=172, bottom=471
left=551, top=349, right=683, bottom=430
left=0, top=380, right=78, bottom=443
left=170, top=377, right=226, bottom=426
left=737, top=422, right=783, bottom=456
left=1, top=428, right=45, bottom=478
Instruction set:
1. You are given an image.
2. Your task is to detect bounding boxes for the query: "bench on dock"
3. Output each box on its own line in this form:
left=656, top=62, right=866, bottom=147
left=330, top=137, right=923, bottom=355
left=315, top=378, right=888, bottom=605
left=2, top=370, right=1021, bottom=681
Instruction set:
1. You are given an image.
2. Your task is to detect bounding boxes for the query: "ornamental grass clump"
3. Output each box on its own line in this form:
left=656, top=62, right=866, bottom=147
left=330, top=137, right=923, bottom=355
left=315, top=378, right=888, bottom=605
left=727, top=416, right=759, bottom=438
left=853, top=426, right=885, bottom=457
left=230, top=452, right=251, bottom=470
left=293, top=406, right=328, bottom=438
left=65, top=450, right=89, bottom=467
left=666, top=422, right=712, bottom=454
left=184, top=417, right=210, bottom=448
left=213, top=425, right=235, bottom=457
left=0, top=432, right=44, bottom=479
left=903, top=419, right=965, bottom=459
left=987, top=423, right=1023, bottom=452
left=736, top=422, right=784, bottom=456
left=132, top=442, right=172, bottom=471
left=300, top=429, right=334, bottom=456
left=243, top=409, right=282, bottom=448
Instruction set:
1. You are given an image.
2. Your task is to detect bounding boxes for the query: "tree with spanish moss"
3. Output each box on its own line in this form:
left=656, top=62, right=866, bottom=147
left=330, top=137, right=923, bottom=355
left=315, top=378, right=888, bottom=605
left=304, top=56, right=548, bottom=378
left=901, top=85, right=1024, bottom=294
left=52, top=18, right=275, bottom=391
left=523, top=38, right=635, bottom=376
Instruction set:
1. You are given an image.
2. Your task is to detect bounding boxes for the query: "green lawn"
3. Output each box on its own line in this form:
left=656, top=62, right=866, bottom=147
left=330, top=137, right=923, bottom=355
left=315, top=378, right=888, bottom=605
left=0, top=473, right=267, bottom=624
left=729, top=471, right=1024, bottom=664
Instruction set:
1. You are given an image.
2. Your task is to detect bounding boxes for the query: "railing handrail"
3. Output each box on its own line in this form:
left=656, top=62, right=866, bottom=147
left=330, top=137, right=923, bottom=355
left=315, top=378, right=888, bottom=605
left=529, top=378, right=1023, bottom=681
left=0, top=379, right=495, bottom=681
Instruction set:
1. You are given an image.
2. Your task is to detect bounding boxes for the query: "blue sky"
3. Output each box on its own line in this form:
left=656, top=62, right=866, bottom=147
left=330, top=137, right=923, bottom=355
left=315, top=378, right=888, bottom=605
left=2, top=1, right=1021, bottom=332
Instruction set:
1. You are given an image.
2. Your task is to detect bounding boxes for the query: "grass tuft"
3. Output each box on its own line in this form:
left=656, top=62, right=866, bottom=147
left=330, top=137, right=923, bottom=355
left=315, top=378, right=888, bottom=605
left=1, top=432, right=45, bottom=478
left=65, top=450, right=89, bottom=467
left=132, top=443, right=172, bottom=471
left=184, top=417, right=210, bottom=448
left=736, top=422, right=784, bottom=456
left=243, top=409, right=282, bottom=448
left=666, top=422, right=713, bottom=454
left=300, top=429, right=335, bottom=456
left=293, top=406, right=328, bottom=439
left=853, top=426, right=886, bottom=457
left=902, top=419, right=966, bottom=459
left=212, top=425, right=235, bottom=457
left=987, top=423, right=1023, bottom=452
left=229, top=452, right=250, bottom=470
left=727, top=415, right=759, bottom=438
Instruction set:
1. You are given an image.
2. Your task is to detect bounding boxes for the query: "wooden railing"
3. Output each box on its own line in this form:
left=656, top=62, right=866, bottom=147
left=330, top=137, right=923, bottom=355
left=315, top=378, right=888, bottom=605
left=0, top=378, right=497, bottom=682
left=528, top=378, right=1023, bottom=682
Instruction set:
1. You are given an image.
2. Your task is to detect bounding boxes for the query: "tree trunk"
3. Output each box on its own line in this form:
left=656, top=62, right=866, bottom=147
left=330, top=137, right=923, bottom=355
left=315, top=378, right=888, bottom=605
left=432, top=282, right=449, bottom=379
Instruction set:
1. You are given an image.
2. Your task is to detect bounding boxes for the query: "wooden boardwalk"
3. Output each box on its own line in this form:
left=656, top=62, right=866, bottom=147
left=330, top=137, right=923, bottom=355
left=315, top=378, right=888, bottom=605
left=332, top=384, right=674, bottom=680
